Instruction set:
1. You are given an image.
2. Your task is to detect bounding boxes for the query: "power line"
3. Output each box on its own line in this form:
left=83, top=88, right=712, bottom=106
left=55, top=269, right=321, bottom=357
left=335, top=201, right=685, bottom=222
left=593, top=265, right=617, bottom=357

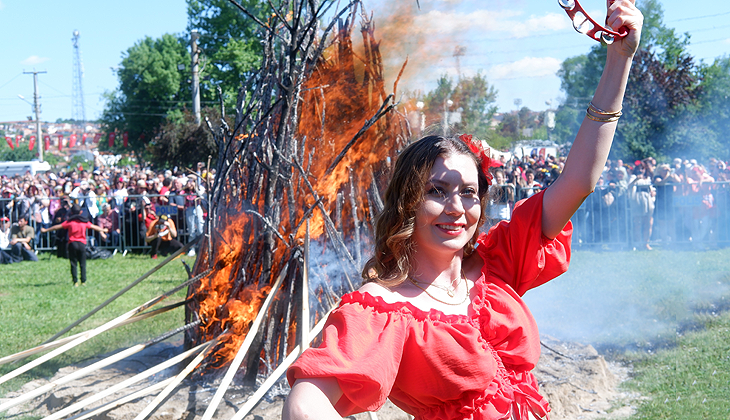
left=669, top=10, right=730, bottom=22
left=0, top=73, right=24, bottom=92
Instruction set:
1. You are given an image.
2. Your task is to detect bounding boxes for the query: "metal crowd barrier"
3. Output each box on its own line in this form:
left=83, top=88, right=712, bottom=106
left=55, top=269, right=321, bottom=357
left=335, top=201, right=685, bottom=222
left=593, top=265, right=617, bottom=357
left=1, top=194, right=204, bottom=255
left=4, top=182, right=730, bottom=255
left=571, top=181, right=730, bottom=249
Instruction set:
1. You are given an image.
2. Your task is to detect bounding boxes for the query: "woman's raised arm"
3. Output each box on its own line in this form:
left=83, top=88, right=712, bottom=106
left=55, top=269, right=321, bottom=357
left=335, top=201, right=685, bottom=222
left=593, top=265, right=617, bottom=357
left=542, top=0, right=643, bottom=239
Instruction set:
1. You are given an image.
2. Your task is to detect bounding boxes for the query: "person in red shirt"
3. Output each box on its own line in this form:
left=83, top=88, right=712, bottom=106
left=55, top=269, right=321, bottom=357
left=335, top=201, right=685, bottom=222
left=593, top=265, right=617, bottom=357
left=43, top=205, right=107, bottom=286
left=283, top=2, right=643, bottom=418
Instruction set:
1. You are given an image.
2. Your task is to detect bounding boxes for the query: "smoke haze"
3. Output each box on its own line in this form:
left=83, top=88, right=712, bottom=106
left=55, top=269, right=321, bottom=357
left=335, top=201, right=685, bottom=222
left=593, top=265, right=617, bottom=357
left=523, top=249, right=730, bottom=352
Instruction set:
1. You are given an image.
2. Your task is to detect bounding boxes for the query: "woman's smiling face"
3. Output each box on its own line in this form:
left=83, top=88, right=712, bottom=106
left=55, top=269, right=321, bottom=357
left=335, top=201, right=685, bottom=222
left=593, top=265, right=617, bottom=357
left=412, top=153, right=481, bottom=259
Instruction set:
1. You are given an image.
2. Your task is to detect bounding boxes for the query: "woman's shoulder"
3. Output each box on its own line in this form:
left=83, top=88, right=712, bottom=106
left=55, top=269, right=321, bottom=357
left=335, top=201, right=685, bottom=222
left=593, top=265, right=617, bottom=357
left=358, top=281, right=401, bottom=303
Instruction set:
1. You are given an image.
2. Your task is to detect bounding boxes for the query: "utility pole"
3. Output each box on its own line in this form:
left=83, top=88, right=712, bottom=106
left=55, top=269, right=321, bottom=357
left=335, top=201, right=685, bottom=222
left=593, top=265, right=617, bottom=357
left=191, top=30, right=201, bottom=126
left=453, top=46, right=466, bottom=82
left=23, top=70, right=46, bottom=162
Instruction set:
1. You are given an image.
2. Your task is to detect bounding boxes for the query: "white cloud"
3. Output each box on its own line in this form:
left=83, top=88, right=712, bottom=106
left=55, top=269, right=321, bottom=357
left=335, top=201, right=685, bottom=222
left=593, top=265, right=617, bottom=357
left=0, top=1, right=4, bottom=10
left=21, top=56, right=50, bottom=66
left=489, top=56, right=562, bottom=80
left=412, top=9, right=569, bottom=38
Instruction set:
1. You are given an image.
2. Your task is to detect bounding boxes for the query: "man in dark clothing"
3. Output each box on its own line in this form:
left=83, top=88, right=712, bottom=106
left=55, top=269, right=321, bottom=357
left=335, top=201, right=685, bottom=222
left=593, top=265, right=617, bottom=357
left=52, top=196, right=73, bottom=258
left=9, top=216, right=38, bottom=262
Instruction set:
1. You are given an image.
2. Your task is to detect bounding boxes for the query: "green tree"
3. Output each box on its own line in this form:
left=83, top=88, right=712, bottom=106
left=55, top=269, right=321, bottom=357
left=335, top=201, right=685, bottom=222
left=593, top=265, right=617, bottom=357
left=553, top=0, right=713, bottom=161
left=422, top=73, right=498, bottom=140
left=187, top=0, right=264, bottom=110
left=152, top=107, right=219, bottom=169
left=692, top=56, right=730, bottom=160
left=100, top=34, right=189, bottom=167
left=0, top=136, right=36, bottom=162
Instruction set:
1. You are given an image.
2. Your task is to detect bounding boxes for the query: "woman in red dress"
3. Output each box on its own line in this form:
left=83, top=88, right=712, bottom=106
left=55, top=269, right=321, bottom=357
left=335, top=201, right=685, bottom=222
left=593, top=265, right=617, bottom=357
left=284, top=2, right=643, bottom=419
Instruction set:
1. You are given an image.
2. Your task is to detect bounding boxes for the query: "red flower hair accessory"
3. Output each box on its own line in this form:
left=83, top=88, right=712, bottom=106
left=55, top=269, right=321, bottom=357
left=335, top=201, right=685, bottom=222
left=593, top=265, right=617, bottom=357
left=459, top=134, right=493, bottom=185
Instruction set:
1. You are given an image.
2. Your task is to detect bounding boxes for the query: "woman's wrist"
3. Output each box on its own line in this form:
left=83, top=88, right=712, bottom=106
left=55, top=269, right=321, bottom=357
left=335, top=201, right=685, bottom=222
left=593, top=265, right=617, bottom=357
left=590, top=49, right=634, bottom=114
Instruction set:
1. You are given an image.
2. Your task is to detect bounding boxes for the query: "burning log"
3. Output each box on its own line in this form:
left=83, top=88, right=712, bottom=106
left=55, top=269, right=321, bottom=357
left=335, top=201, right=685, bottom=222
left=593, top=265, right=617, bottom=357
left=230, top=302, right=335, bottom=420
left=186, top=0, right=411, bottom=387
left=199, top=263, right=287, bottom=420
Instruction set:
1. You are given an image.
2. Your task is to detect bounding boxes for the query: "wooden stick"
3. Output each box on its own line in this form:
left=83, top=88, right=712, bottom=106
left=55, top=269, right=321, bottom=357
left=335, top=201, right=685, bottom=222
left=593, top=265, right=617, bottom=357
left=2, top=267, right=211, bottom=385
left=132, top=338, right=219, bottom=420
left=349, top=168, right=362, bottom=266
left=0, top=305, right=150, bottom=386
left=0, top=273, right=207, bottom=388
left=301, top=220, right=310, bottom=352
left=65, top=377, right=176, bottom=420
left=0, top=300, right=187, bottom=367
left=0, top=321, right=197, bottom=413
left=198, top=263, right=288, bottom=420
left=41, top=341, right=212, bottom=420
left=229, top=304, right=335, bottom=420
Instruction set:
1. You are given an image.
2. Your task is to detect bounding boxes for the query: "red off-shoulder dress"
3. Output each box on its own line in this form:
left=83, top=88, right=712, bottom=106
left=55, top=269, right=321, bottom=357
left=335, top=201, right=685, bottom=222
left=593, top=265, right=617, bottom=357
left=287, top=191, right=572, bottom=420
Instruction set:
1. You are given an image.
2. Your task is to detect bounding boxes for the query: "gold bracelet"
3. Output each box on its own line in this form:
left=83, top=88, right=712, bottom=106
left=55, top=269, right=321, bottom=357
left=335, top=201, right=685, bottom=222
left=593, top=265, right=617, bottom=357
left=585, top=110, right=621, bottom=122
left=588, top=101, right=622, bottom=117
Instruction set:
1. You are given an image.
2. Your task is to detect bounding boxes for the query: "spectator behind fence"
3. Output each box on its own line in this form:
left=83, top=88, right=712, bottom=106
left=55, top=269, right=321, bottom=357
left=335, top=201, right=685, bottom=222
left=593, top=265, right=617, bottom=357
left=43, top=205, right=107, bottom=286
left=0, top=216, right=18, bottom=264
left=183, top=179, right=203, bottom=254
left=488, top=168, right=514, bottom=222
left=70, top=180, right=99, bottom=220
left=97, top=203, right=121, bottom=248
left=52, top=196, right=73, bottom=258
left=522, top=169, right=542, bottom=199
left=9, top=216, right=38, bottom=262
left=145, top=214, right=183, bottom=259
left=628, top=164, right=655, bottom=250
left=653, top=164, right=681, bottom=243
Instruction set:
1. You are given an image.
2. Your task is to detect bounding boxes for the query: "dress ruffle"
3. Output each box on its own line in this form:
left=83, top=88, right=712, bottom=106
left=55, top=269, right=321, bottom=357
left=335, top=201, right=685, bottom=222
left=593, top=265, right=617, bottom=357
left=288, top=191, right=571, bottom=420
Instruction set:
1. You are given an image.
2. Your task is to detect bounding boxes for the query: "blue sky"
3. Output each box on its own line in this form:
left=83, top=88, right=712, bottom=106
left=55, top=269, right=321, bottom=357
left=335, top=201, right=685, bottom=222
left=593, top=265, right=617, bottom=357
left=0, top=0, right=727, bottom=123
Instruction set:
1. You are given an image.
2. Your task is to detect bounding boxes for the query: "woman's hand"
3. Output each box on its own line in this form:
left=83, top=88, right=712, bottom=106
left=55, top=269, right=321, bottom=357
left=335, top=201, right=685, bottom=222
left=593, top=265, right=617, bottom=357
left=607, top=0, right=643, bottom=57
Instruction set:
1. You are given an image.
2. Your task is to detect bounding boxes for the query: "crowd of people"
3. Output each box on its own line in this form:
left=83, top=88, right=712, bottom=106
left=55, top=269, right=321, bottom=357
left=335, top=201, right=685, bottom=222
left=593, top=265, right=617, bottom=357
left=487, top=153, right=730, bottom=249
left=1, top=162, right=213, bottom=265
left=2, top=150, right=730, bottom=266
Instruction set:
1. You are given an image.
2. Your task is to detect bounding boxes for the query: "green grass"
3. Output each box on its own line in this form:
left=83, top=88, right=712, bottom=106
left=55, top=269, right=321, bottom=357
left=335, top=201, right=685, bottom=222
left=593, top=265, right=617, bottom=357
left=624, top=312, right=730, bottom=419
left=524, top=248, right=730, bottom=418
left=2, top=249, right=730, bottom=419
left=525, top=248, right=730, bottom=353
left=0, top=252, right=195, bottom=397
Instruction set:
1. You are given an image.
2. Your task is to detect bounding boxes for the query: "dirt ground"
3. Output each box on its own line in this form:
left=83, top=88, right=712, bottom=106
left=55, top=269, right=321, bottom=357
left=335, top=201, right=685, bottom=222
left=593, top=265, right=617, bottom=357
left=2, top=336, right=640, bottom=420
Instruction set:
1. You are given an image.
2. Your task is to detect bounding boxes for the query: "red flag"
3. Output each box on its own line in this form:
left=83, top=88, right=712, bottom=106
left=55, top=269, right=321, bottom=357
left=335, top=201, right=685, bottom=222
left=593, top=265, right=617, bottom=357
left=93, top=133, right=101, bottom=143
left=82, top=133, right=88, bottom=145
left=70, top=134, right=77, bottom=148
left=43, top=135, right=50, bottom=151
left=5, top=136, right=13, bottom=150
left=28, top=135, right=36, bottom=152
left=15, top=134, right=22, bottom=148
left=58, top=134, right=64, bottom=151
left=123, top=132, right=129, bottom=147
left=108, top=132, right=116, bottom=148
